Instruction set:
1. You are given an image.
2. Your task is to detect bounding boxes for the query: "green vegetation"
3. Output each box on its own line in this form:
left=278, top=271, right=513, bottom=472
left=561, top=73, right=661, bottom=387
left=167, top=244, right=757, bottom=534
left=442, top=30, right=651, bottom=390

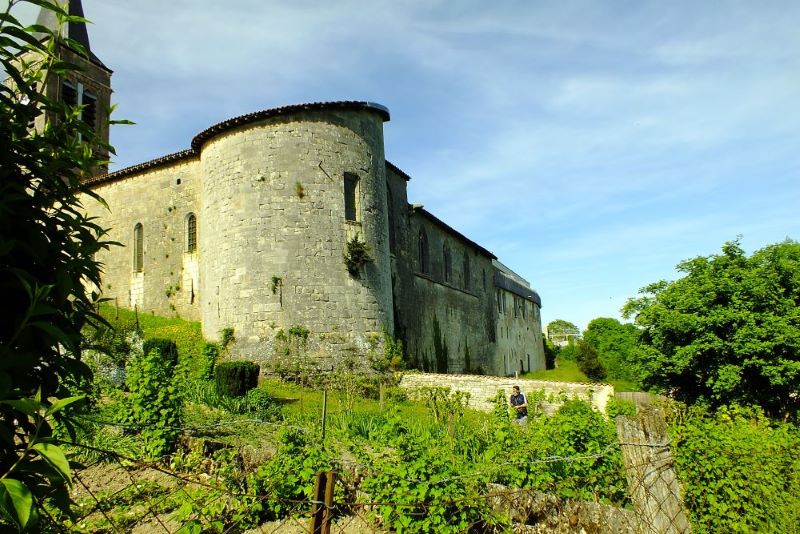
left=583, top=317, right=641, bottom=384
left=623, top=239, right=800, bottom=418
left=122, top=347, right=185, bottom=459
left=214, top=361, right=260, bottom=397
left=0, top=2, right=126, bottom=529
left=98, top=304, right=206, bottom=372
left=575, top=340, right=606, bottom=381
left=343, top=233, right=371, bottom=276
left=668, top=404, right=800, bottom=533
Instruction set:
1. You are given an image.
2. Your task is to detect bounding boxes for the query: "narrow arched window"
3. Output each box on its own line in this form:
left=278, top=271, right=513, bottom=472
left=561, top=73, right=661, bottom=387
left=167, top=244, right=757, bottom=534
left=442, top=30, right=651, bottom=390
left=386, top=186, right=396, bottom=254
left=344, top=172, right=359, bottom=222
left=443, top=244, right=451, bottom=283
left=133, top=223, right=144, bottom=272
left=186, top=213, right=197, bottom=252
left=462, top=251, right=470, bottom=290
left=419, top=229, right=429, bottom=274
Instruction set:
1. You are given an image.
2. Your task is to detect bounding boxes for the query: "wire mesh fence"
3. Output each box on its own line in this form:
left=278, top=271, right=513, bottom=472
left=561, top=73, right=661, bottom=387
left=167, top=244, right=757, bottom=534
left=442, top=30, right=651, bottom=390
left=49, top=412, right=694, bottom=534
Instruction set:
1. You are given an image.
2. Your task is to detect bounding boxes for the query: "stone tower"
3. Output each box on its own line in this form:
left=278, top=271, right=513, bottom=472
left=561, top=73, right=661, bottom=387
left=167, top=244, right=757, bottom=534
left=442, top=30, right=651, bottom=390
left=33, top=0, right=112, bottom=155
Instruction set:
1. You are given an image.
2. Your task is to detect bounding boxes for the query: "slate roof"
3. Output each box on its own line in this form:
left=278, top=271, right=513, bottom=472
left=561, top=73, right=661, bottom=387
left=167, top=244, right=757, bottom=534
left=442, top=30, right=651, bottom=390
left=35, top=0, right=108, bottom=70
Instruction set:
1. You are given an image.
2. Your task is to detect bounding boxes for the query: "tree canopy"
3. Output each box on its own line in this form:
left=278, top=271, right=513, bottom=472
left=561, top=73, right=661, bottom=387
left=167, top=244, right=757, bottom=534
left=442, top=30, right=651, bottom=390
left=623, top=239, right=800, bottom=418
left=546, top=319, right=580, bottom=336
left=583, top=318, right=640, bottom=383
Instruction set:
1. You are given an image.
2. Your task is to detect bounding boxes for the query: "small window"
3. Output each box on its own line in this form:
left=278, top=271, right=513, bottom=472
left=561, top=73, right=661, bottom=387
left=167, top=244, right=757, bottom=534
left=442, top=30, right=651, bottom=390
left=133, top=223, right=144, bottom=272
left=186, top=213, right=197, bottom=252
left=344, top=172, right=359, bottom=222
left=419, top=229, right=429, bottom=274
left=497, top=290, right=503, bottom=313
left=443, top=244, right=451, bottom=283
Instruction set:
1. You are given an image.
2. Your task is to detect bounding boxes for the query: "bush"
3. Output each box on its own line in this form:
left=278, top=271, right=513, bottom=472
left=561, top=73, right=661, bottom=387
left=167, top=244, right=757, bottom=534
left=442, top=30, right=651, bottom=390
left=669, top=404, right=800, bottom=533
left=199, top=342, right=219, bottom=380
left=123, top=348, right=184, bottom=459
left=215, top=361, right=260, bottom=397
left=142, top=338, right=179, bottom=366
left=575, top=340, right=606, bottom=381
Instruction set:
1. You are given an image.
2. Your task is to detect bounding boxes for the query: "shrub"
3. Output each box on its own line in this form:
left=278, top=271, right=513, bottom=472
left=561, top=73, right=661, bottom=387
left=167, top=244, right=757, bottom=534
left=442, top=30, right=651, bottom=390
left=122, top=348, right=184, bottom=459
left=669, top=404, right=800, bottom=533
left=575, top=340, right=606, bottom=381
left=215, top=361, right=260, bottom=397
left=142, top=338, right=179, bottom=366
left=199, top=342, right=219, bottom=380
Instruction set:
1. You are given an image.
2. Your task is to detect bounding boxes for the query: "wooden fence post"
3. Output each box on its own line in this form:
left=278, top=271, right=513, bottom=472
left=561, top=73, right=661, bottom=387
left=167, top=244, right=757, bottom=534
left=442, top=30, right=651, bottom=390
left=616, top=407, right=691, bottom=533
left=310, top=470, right=337, bottom=534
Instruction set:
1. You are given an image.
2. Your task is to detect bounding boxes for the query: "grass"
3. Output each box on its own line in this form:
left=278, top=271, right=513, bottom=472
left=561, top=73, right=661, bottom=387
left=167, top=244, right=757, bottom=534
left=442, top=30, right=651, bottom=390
left=98, top=303, right=207, bottom=372
left=525, top=358, right=640, bottom=392
left=526, top=358, right=588, bottom=382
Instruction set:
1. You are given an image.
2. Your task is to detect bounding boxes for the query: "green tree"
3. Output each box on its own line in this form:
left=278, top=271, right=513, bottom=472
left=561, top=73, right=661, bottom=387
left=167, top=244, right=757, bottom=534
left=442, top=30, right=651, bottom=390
left=0, top=1, right=118, bottom=528
left=546, top=319, right=580, bottom=337
left=583, top=317, right=640, bottom=383
left=574, top=340, right=606, bottom=381
left=622, top=239, right=800, bottom=418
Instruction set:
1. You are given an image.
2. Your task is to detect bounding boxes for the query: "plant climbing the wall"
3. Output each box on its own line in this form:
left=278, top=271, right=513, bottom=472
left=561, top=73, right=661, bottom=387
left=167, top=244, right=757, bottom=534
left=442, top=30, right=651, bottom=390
left=343, top=234, right=372, bottom=277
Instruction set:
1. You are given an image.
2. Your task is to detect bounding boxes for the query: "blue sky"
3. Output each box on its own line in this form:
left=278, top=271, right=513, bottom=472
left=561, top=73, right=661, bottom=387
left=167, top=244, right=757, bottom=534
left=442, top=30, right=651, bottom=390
left=16, top=0, right=800, bottom=330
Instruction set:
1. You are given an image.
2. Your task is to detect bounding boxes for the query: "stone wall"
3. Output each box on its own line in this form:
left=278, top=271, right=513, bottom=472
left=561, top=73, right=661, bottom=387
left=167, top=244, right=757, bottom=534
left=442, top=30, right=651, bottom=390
left=86, top=158, right=203, bottom=321
left=399, top=372, right=614, bottom=414
left=198, top=108, right=393, bottom=363
left=397, top=212, right=499, bottom=374
left=494, top=287, right=545, bottom=375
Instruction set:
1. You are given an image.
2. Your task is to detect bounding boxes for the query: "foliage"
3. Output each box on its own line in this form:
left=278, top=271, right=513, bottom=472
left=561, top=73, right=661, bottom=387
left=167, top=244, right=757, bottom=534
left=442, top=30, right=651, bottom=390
left=141, top=338, right=178, bottom=366
left=369, top=328, right=404, bottom=373
left=488, top=400, right=626, bottom=503
left=343, top=234, right=371, bottom=276
left=0, top=1, right=124, bottom=528
left=605, top=397, right=637, bottom=418
left=558, top=341, right=577, bottom=361
left=269, top=275, right=282, bottom=295
left=172, top=447, right=264, bottom=532
left=574, top=340, right=607, bottom=381
left=583, top=317, right=641, bottom=383
left=219, top=327, right=235, bottom=352
left=198, top=342, right=218, bottom=380
left=97, top=304, right=206, bottom=375
left=543, top=337, right=558, bottom=370
left=623, top=239, right=800, bottom=418
left=214, top=361, right=260, bottom=397
left=668, top=403, right=800, bottom=533
left=359, top=411, right=504, bottom=533
left=249, top=428, right=338, bottom=520
left=122, top=348, right=185, bottom=459
left=546, top=319, right=580, bottom=336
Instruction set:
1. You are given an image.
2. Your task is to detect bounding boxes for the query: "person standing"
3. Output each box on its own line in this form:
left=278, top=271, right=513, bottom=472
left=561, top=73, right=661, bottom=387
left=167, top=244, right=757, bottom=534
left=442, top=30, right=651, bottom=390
left=510, top=385, right=527, bottom=424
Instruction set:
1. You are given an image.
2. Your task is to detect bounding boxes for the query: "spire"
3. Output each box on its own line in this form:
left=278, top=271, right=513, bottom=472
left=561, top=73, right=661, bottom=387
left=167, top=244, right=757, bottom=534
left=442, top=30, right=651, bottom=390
left=35, top=0, right=107, bottom=69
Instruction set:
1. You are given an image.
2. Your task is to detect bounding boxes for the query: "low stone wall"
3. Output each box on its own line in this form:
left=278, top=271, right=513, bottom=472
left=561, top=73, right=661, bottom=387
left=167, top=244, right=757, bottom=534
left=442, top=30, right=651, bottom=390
left=399, top=372, right=614, bottom=414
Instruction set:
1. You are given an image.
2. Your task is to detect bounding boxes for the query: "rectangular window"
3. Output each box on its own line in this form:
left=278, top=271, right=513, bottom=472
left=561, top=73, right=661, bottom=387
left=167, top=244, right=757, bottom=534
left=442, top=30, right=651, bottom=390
left=62, top=81, right=77, bottom=107
left=82, top=91, right=97, bottom=129
left=344, top=172, right=359, bottom=222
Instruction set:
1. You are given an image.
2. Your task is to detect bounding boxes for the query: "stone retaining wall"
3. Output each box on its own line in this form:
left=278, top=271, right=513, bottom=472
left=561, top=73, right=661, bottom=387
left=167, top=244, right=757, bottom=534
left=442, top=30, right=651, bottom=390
left=399, top=372, right=614, bottom=414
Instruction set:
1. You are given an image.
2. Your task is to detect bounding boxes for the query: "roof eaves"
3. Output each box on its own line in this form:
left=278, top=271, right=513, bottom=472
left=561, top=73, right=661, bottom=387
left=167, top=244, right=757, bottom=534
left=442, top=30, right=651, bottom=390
left=190, top=101, right=390, bottom=152
left=386, top=160, right=412, bottom=181
left=412, top=206, right=497, bottom=259
left=85, top=149, right=196, bottom=186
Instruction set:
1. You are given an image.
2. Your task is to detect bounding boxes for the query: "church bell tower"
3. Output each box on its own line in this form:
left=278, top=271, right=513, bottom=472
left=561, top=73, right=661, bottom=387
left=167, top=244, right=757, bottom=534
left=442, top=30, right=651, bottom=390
left=33, top=0, right=113, bottom=154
